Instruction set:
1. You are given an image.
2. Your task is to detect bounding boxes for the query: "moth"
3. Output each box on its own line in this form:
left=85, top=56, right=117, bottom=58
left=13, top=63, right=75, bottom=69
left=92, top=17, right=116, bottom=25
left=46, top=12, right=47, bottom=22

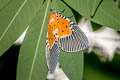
left=46, top=9, right=88, bottom=73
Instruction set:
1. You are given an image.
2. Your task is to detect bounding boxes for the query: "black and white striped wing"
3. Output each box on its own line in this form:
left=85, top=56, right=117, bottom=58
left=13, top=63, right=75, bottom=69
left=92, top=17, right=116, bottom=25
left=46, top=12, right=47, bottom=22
left=46, top=41, right=60, bottom=73
left=58, top=25, right=88, bottom=52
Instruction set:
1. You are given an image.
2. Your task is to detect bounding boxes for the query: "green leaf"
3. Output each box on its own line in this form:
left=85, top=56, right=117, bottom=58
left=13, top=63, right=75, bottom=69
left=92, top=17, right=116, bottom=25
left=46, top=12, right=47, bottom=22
left=90, top=0, right=102, bottom=16
left=0, top=0, right=44, bottom=56
left=17, top=0, right=50, bottom=80
left=91, top=0, right=120, bottom=30
left=0, top=0, right=10, bottom=10
left=60, top=51, right=83, bottom=80
left=61, top=0, right=102, bottom=18
left=64, top=0, right=91, bottom=18
left=64, top=0, right=120, bottom=31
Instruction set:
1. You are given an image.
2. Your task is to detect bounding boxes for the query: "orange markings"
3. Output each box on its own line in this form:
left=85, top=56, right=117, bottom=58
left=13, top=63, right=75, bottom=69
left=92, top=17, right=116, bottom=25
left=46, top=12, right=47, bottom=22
left=48, top=12, right=71, bottom=48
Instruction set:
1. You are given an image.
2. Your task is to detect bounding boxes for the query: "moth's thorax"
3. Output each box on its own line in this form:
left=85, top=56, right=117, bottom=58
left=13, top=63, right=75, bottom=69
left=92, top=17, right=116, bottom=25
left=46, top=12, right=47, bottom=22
left=48, top=12, right=72, bottom=48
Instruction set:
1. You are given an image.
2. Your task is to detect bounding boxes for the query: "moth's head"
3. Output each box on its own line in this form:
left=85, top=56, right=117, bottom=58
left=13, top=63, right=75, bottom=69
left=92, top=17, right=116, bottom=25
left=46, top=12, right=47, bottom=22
left=48, top=9, right=59, bottom=24
left=50, top=9, right=57, bottom=13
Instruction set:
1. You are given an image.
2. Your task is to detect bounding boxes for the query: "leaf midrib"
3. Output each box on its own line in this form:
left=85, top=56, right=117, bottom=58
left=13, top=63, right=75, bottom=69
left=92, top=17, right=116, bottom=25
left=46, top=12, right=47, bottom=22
left=0, top=0, right=27, bottom=40
left=28, top=0, right=50, bottom=80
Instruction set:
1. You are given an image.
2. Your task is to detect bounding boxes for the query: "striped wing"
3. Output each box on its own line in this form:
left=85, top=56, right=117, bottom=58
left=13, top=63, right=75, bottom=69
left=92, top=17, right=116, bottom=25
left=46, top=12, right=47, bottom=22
left=46, top=41, right=60, bottom=73
left=58, top=25, right=88, bottom=52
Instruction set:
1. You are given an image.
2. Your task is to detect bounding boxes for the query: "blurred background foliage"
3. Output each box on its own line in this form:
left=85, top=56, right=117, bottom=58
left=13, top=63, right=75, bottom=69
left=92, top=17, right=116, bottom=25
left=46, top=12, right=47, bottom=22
left=83, top=53, right=120, bottom=80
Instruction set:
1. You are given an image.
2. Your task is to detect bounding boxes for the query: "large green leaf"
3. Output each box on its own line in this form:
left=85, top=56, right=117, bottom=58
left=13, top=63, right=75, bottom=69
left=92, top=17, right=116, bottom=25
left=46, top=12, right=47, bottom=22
left=0, top=0, right=44, bottom=56
left=90, top=0, right=102, bottom=16
left=0, top=0, right=10, bottom=10
left=64, top=0, right=120, bottom=30
left=64, top=0, right=91, bottom=18
left=91, top=0, right=120, bottom=30
left=17, top=0, right=50, bottom=80
left=64, top=0, right=103, bottom=18
left=60, top=51, right=83, bottom=80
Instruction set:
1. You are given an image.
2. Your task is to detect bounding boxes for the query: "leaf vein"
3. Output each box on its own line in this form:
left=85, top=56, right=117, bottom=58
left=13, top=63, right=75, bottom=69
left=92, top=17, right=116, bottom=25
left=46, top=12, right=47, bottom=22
left=0, top=0, right=27, bottom=40
left=28, top=0, right=50, bottom=80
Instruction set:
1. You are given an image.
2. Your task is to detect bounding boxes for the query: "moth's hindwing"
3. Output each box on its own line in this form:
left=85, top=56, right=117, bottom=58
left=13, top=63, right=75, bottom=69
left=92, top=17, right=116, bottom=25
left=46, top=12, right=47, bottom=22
left=58, top=25, right=88, bottom=52
left=46, top=41, right=60, bottom=73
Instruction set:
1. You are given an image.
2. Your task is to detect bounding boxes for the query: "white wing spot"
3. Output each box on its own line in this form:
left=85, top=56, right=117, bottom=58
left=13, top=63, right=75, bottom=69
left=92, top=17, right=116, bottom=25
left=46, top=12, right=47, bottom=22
left=53, top=28, right=59, bottom=38
left=50, top=18, right=54, bottom=23
left=53, top=28, right=58, bottom=35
